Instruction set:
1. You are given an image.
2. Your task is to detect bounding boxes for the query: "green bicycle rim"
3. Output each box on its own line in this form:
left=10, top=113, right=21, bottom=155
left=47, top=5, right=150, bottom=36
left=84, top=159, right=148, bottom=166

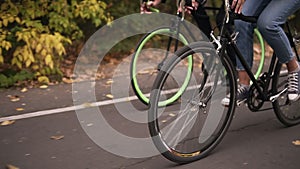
left=132, top=28, right=193, bottom=106
left=254, top=28, right=265, bottom=79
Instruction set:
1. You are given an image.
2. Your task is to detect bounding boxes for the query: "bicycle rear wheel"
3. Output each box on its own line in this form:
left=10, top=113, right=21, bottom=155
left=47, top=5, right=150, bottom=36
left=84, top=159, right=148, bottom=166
left=131, top=27, right=193, bottom=106
left=272, top=63, right=300, bottom=126
left=148, top=42, right=236, bottom=163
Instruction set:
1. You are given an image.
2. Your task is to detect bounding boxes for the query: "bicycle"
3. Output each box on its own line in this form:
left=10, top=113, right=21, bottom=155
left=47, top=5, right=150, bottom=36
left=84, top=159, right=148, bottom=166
left=148, top=0, right=300, bottom=164
left=131, top=0, right=265, bottom=106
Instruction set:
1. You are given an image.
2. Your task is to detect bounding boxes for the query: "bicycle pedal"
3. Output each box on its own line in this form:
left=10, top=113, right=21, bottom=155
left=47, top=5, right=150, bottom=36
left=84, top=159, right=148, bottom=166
left=236, top=99, right=247, bottom=107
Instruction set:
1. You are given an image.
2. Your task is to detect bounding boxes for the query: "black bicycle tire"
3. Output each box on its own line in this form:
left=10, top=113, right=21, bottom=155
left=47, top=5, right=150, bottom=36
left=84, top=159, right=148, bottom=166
left=148, top=41, right=237, bottom=163
left=272, top=62, right=300, bottom=126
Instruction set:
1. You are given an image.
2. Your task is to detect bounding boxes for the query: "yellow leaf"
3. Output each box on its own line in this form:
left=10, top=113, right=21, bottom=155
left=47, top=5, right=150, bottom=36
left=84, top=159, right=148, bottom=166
left=106, top=79, right=113, bottom=85
left=45, top=54, right=52, bottom=65
left=83, top=102, right=93, bottom=108
left=49, top=61, right=54, bottom=69
left=292, top=140, right=300, bottom=146
left=39, top=85, right=48, bottom=89
left=8, top=16, right=14, bottom=23
left=41, top=49, right=47, bottom=56
left=62, top=77, right=73, bottom=84
left=4, top=41, right=11, bottom=50
left=25, top=59, right=31, bottom=67
left=3, top=19, right=8, bottom=26
left=0, top=55, right=3, bottom=64
left=106, top=94, right=114, bottom=99
left=16, top=108, right=24, bottom=111
left=16, top=61, right=22, bottom=69
left=6, top=164, right=19, bottom=169
left=38, top=76, right=50, bottom=84
left=36, top=43, right=42, bottom=53
left=50, top=135, right=64, bottom=140
left=20, top=88, right=28, bottom=93
left=15, top=17, right=21, bottom=23
left=1, top=120, right=15, bottom=126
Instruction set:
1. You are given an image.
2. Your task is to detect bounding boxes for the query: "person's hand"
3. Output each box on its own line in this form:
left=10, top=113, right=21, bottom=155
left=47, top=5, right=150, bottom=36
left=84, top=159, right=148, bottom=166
left=231, top=0, right=245, bottom=14
left=140, top=0, right=160, bottom=14
left=191, top=0, right=199, bottom=10
left=178, top=0, right=199, bottom=14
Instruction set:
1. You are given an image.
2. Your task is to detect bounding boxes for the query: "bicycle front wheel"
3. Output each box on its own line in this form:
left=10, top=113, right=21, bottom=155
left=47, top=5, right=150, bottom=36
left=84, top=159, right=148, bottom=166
left=131, top=27, right=193, bottom=106
left=272, top=63, right=300, bottom=126
left=148, top=42, right=236, bottom=163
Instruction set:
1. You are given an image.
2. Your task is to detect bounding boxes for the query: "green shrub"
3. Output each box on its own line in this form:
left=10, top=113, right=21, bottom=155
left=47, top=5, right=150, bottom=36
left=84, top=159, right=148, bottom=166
left=0, top=0, right=112, bottom=87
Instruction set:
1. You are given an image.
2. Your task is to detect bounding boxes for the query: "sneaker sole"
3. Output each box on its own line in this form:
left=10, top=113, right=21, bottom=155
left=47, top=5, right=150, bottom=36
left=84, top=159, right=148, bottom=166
left=221, top=99, right=247, bottom=107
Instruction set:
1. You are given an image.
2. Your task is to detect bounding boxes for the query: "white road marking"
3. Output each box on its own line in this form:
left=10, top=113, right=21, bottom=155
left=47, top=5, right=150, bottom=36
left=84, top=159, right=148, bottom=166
left=0, top=95, right=140, bottom=122
left=0, top=82, right=207, bottom=122
left=0, top=70, right=287, bottom=122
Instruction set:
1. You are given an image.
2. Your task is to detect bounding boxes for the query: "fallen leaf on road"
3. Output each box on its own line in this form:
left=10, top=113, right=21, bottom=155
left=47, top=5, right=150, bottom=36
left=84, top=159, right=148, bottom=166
left=106, top=79, right=114, bottom=85
left=50, top=135, right=64, bottom=140
left=20, top=88, right=28, bottom=93
left=106, top=94, right=114, bottom=99
left=87, top=123, right=93, bottom=127
left=83, top=102, right=93, bottom=108
left=39, top=85, right=48, bottom=89
left=292, top=140, right=300, bottom=146
left=16, top=108, right=24, bottom=111
left=1, top=120, right=15, bottom=126
left=6, top=164, right=19, bottom=169
left=169, top=113, right=176, bottom=117
left=62, top=77, right=73, bottom=84
left=8, top=95, right=20, bottom=102
left=138, top=69, right=157, bottom=75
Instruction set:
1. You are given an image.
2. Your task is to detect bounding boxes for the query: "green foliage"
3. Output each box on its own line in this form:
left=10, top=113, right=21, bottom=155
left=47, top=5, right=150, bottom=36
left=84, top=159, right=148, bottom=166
left=0, top=0, right=112, bottom=87
left=99, top=0, right=176, bottom=55
left=0, top=69, right=34, bottom=88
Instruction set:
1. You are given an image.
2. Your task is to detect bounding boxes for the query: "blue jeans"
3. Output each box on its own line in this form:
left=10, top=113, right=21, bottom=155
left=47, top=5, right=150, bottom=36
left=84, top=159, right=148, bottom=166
left=235, top=0, right=300, bottom=70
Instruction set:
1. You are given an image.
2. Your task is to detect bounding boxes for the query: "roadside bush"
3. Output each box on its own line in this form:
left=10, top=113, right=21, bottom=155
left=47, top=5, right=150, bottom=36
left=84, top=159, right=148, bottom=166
left=0, top=0, right=112, bottom=87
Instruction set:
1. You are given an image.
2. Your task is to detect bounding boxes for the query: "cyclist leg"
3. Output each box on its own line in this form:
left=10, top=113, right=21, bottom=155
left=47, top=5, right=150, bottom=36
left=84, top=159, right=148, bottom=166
left=257, top=0, right=300, bottom=101
left=222, top=0, right=269, bottom=105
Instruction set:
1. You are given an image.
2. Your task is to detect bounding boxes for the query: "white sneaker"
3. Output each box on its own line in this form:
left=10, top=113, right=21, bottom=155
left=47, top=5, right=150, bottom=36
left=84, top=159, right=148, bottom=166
left=287, top=70, right=300, bottom=101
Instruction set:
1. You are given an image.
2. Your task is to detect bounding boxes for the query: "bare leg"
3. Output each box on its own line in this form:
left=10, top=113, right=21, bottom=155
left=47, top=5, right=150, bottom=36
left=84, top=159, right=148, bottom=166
left=287, top=57, right=299, bottom=72
left=238, top=70, right=250, bottom=86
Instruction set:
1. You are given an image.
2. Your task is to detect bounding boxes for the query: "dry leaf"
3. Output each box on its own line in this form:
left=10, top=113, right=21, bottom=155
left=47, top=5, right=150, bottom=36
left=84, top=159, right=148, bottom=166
left=169, top=113, right=176, bottom=117
left=50, top=135, right=64, bottom=140
left=20, top=88, right=28, bottom=93
left=106, top=79, right=114, bottom=85
left=106, top=94, right=114, bottom=99
left=292, top=140, right=300, bottom=146
left=137, top=69, right=157, bottom=75
left=16, top=108, right=24, bottom=111
left=83, top=102, right=93, bottom=108
left=8, top=95, right=20, bottom=102
left=39, top=85, right=48, bottom=89
left=62, top=77, right=73, bottom=84
left=87, top=123, right=93, bottom=127
left=6, top=164, right=19, bottom=169
left=1, top=120, right=15, bottom=126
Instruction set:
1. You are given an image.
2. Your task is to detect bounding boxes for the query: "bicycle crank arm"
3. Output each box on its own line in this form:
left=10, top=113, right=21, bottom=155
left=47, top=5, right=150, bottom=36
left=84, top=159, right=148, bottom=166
left=269, top=88, right=288, bottom=102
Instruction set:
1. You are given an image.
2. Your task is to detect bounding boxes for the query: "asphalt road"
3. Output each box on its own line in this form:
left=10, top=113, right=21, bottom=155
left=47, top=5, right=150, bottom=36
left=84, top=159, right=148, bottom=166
left=0, top=75, right=300, bottom=169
